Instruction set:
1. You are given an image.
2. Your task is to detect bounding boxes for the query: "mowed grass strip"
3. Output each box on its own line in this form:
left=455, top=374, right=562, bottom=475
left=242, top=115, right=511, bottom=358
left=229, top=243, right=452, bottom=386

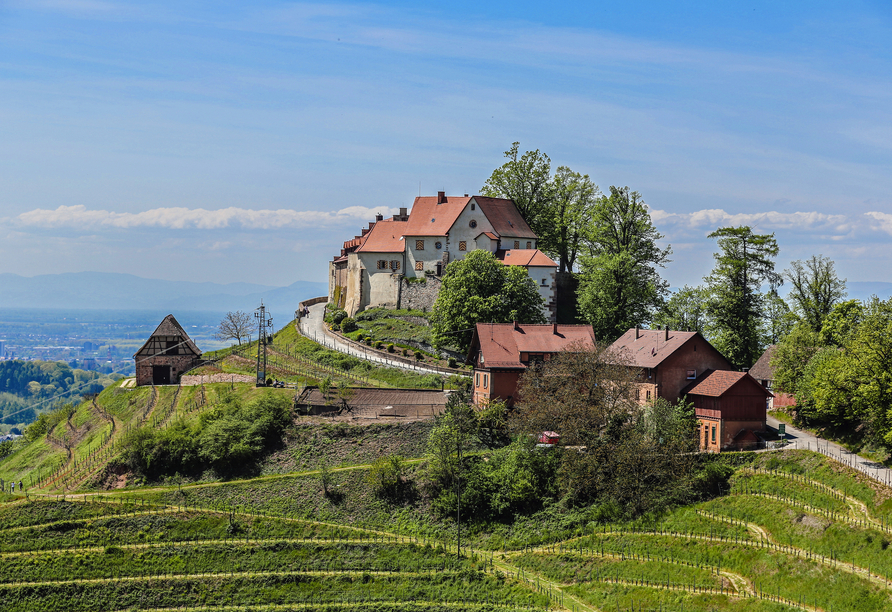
left=0, top=571, right=548, bottom=612
left=0, top=510, right=370, bottom=552
left=0, top=542, right=471, bottom=582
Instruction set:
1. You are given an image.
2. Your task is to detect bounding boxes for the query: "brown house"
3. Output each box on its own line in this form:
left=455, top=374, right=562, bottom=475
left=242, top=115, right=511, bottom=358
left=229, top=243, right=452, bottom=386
left=681, top=369, right=771, bottom=451
left=748, top=345, right=795, bottom=409
left=466, top=322, right=596, bottom=406
left=133, top=315, right=202, bottom=386
left=608, top=328, right=734, bottom=405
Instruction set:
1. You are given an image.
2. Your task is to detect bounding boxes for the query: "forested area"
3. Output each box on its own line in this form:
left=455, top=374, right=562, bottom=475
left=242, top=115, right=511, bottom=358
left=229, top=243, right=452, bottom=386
left=0, top=360, right=113, bottom=427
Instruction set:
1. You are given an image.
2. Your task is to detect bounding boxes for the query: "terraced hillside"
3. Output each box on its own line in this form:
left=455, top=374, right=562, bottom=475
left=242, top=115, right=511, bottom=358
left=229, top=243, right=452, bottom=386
left=3, top=449, right=892, bottom=611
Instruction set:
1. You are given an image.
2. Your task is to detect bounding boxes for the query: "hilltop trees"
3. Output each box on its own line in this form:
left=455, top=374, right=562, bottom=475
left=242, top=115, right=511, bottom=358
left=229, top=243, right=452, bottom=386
left=577, top=187, right=671, bottom=341
left=784, top=255, right=847, bottom=333
left=481, top=142, right=599, bottom=273
left=431, top=249, right=545, bottom=352
left=705, top=226, right=781, bottom=368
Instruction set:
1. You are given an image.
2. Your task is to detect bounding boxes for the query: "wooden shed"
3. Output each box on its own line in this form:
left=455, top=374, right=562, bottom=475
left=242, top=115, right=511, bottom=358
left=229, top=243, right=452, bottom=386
left=681, top=369, right=771, bottom=452
left=133, top=314, right=202, bottom=386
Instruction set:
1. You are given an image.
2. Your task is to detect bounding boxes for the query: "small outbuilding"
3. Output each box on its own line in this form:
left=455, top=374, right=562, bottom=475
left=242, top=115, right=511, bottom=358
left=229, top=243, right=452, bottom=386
left=681, top=369, right=771, bottom=452
left=133, top=314, right=202, bottom=386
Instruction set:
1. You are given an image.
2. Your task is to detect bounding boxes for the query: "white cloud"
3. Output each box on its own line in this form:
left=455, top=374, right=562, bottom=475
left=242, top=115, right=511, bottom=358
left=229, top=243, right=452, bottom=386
left=11, top=204, right=400, bottom=231
left=866, top=212, right=892, bottom=235
left=651, top=208, right=853, bottom=235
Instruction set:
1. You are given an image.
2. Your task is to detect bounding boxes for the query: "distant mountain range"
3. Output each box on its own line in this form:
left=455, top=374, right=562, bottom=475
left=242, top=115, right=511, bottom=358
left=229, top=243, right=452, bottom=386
left=0, top=272, right=327, bottom=313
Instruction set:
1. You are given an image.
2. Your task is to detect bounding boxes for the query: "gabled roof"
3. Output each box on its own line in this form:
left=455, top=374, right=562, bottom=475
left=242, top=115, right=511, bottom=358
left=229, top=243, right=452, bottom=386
left=748, top=345, right=777, bottom=381
left=474, top=197, right=537, bottom=239
left=468, top=322, right=596, bottom=369
left=680, top=369, right=771, bottom=398
left=609, top=328, right=703, bottom=368
left=403, top=196, right=473, bottom=237
left=496, top=249, right=557, bottom=268
left=133, top=314, right=201, bottom=358
left=476, top=231, right=499, bottom=241
left=355, top=219, right=408, bottom=253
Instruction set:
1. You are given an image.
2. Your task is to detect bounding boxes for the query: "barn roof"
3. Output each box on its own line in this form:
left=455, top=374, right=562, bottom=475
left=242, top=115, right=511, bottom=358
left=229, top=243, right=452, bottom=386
left=468, top=322, right=596, bottom=369
left=748, top=345, right=777, bottom=381
left=133, top=314, right=201, bottom=358
left=680, top=369, right=772, bottom=398
left=608, top=328, right=731, bottom=369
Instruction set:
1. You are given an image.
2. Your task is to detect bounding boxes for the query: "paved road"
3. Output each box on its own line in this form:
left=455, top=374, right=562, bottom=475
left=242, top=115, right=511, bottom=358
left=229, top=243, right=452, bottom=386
left=767, top=415, right=892, bottom=486
left=298, top=302, right=452, bottom=377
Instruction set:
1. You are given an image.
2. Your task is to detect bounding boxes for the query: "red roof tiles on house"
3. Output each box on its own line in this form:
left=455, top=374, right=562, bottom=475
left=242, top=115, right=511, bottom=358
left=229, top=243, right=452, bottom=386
left=355, top=219, right=408, bottom=253
left=609, top=328, right=702, bottom=369
left=403, top=196, right=473, bottom=237
left=497, top=249, right=557, bottom=267
left=474, top=197, right=537, bottom=239
left=470, top=323, right=596, bottom=369
left=680, top=369, right=770, bottom=398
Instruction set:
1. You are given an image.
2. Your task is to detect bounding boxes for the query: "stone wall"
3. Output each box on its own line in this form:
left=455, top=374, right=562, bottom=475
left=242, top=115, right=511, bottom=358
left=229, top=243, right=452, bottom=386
left=399, top=275, right=442, bottom=312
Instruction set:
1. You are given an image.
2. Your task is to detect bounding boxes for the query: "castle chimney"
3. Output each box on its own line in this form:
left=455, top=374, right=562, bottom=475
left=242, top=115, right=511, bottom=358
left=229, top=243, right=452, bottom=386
left=513, top=320, right=519, bottom=331
left=437, top=191, right=446, bottom=204
left=375, top=213, right=383, bottom=221
left=635, top=326, right=640, bottom=339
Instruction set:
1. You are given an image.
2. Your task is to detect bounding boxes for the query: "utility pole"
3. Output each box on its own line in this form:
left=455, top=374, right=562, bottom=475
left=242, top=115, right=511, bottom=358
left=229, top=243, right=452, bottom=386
left=255, top=301, right=273, bottom=386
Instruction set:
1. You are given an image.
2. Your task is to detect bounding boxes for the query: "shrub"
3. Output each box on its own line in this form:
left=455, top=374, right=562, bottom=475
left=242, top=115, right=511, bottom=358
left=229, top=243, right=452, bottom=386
left=365, top=338, right=373, bottom=346
left=415, top=352, right=424, bottom=361
left=402, top=348, right=408, bottom=357
left=375, top=341, right=383, bottom=349
left=366, top=455, right=415, bottom=503
left=341, top=317, right=358, bottom=333
left=387, top=343, right=395, bottom=353
left=330, top=323, right=340, bottom=331
left=448, top=357, right=457, bottom=368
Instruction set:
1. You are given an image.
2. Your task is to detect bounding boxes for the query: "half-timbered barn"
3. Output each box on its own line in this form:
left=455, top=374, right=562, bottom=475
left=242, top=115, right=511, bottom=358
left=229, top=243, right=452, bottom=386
left=133, top=314, right=202, bottom=386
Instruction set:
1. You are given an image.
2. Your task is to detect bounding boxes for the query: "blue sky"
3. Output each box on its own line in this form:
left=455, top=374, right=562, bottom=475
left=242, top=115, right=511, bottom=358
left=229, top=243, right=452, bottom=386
left=1, top=0, right=891, bottom=293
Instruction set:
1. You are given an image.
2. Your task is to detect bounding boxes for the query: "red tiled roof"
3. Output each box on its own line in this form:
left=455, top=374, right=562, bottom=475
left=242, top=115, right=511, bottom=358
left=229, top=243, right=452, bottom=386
left=680, top=369, right=770, bottom=398
left=609, top=328, right=702, bottom=368
left=404, top=196, right=473, bottom=237
left=343, top=236, right=365, bottom=250
left=470, top=323, right=596, bottom=368
left=355, top=219, right=408, bottom=253
left=474, top=197, right=537, bottom=239
left=497, top=249, right=557, bottom=267
left=477, top=231, right=499, bottom=240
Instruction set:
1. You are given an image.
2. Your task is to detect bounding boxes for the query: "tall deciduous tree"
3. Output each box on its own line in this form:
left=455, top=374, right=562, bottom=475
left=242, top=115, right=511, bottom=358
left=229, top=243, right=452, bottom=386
left=431, top=250, right=546, bottom=351
left=577, top=187, right=671, bottom=341
left=216, top=310, right=252, bottom=345
left=705, top=226, right=780, bottom=369
left=481, top=143, right=599, bottom=273
left=784, top=255, right=847, bottom=333
left=653, top=285, right=711, bottom=335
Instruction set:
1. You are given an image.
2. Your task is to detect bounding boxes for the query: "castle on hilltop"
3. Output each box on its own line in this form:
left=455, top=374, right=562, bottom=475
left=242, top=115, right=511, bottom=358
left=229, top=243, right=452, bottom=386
left=329, top=192, right=558, bottom=320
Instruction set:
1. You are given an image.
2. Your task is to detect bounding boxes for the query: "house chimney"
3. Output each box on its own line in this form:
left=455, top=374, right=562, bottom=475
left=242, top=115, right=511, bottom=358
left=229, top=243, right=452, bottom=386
left=437, top=191, right=446, bottom=204
left=635, top=326, right=640, bottom=339
left=513, top=320, right=519, bottom=331
left=665, top=327, right=669, bottom=341
left=375, top=213, right=383, bottom=222
left=553, top=323, right=558, bottom=335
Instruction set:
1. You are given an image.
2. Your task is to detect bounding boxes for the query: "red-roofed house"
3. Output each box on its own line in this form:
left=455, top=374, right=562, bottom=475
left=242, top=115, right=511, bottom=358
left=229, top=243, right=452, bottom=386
left=680, top=370, right=771, bottom=451
left=330, top=192, right=558, bottom=319
left=466, top=322, right=596, bottom=406
left=608, top=327, right=735, bottom=405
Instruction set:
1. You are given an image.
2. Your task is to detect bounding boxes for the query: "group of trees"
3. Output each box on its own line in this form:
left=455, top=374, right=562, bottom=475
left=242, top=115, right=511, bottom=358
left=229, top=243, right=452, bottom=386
left=120, top=390, right=291, bottom=480
left=479, top=143, right=670, bottom=341
left=0, top=361, right=110, bottom=427
left=425, top=342, right=725, bottom=523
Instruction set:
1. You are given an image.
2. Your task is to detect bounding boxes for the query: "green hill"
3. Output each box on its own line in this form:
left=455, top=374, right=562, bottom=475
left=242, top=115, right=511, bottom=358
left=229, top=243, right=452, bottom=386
left=5, top=322, right=892, bottom=610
